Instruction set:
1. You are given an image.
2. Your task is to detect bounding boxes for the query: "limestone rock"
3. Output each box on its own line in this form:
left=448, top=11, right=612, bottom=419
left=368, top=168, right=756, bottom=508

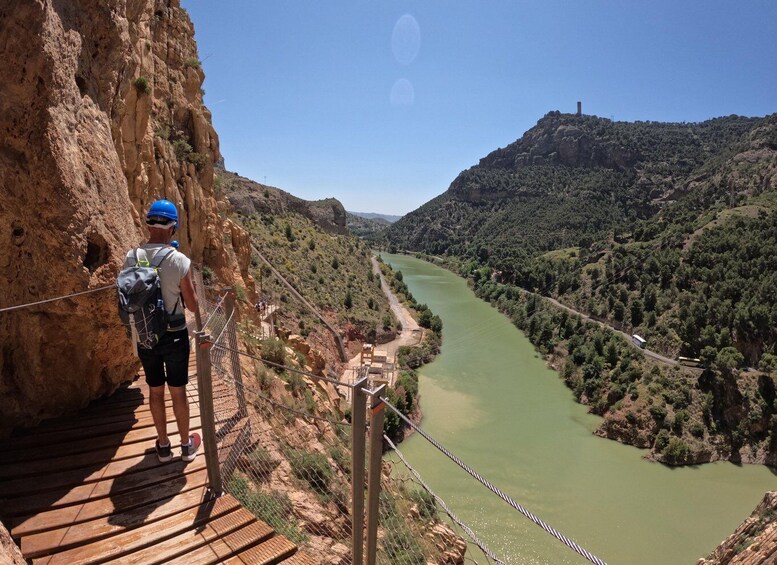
left=0, top=0, right=252, bottom=435
left=698, top=491, right=777, bottom=565
left=0, top=521, right=25, bottom=565
left=288, top=334, right=311, bottom=355
left=426, top=522, right=467, bottom=564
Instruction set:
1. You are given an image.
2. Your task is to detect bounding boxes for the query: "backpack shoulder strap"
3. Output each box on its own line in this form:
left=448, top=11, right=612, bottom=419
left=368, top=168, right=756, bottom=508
left=151, top=246, right=175, bottom=269
left=134, top=247, right=150, bottom=267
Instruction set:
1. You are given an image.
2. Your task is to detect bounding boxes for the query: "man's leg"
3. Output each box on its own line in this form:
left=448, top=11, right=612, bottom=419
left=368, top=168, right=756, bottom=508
left=149, top=385, right=169, bottom=445
left=139, top=347, right=169, bottom=446
left=164, top=329, right=192, bottom=446
left=169, top=384, right=190, bottom=445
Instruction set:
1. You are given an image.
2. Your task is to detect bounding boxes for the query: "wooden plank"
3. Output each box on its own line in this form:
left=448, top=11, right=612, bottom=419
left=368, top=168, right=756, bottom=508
left=102, top=506, right=264, bottom=565
left=0, top=427, right=235, bottom=499
left=0, top=452, right=168, bottom=500
left=280, top=551, right=320, bottom=565
left=9, top=392, right=154, bottom=436
left=34, top=496, right=246, bottom=565
left=221, top=534, right=298, bottom=565
left=0, top=421, right=202, bottom=483
left=0, top=416, right=203, bottom=464
left=1, top=404, right=202, bottom=452
left=19, top=485, right=212, bottom=559
left=5, top=412, right=148, bottom=445
left=3, top=456, right=206, bottom=518
left=165, top=523, right=289, bottom=565
left=12, top=468, right=209, bottom=537
left=31, top=396, right=173, bottom=430
left=10, top=384, right=146, bottom=433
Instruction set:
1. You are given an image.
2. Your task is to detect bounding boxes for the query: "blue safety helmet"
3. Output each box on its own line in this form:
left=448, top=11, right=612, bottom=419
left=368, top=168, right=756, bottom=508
left=146, top=199, right=179, bottom=229
left=170, top=240, right=179, bottom=249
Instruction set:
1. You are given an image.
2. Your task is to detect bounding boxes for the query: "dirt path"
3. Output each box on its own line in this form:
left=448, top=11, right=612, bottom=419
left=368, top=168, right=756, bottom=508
left=371, top=255, right=421, bottom=357
left=339, top=257, right=422, bottom=388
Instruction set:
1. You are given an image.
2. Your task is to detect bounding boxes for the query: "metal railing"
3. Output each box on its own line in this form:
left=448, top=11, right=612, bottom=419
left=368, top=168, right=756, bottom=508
left=190, top=270, right=606, bottom=565
left=0, top=266, right=604, bottom=564
left=191, top=284, right=499, bottom=563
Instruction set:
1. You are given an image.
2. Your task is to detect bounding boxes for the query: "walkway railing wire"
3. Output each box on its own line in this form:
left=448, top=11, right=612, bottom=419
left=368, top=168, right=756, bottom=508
left=384, top=435, right=503, bottom=565
left=379, top=396, right=609, bottom=565
left=191, top=272, right=606, bottom=564
left=193, top=283, right=503, bottom=563
left=0, top=268, right=604, bottom=564
left=0, top=285, right=114, bottom=313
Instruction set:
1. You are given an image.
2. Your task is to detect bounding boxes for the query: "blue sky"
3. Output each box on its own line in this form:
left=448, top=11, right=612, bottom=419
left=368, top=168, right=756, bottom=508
left=182, top=1, right=777, bottom=216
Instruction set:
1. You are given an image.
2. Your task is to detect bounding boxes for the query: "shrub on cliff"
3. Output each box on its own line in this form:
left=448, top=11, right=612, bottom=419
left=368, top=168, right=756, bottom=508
left=133, top=76, right=150, bottom=94
left=662, top=437, right=691, bottom=464
left=285, top=448, right=333, bottom=495
left=260, top=338, right=286, bottom=368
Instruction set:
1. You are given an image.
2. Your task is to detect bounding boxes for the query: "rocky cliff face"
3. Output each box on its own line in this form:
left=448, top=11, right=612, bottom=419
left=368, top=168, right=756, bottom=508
left=0, top=0, right=253, bottom=434
left=219, top=168, right=349, bottom=235
left=698, top=491, right=777, bottom=565
left=477, top=111, right=640, bottom=172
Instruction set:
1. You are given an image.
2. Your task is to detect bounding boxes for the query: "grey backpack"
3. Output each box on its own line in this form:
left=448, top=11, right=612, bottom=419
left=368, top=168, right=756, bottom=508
left=117, top=247, right=176, bottom=351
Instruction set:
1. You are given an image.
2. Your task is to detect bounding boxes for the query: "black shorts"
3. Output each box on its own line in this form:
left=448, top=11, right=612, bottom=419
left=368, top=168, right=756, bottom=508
left=138, top=328, right=190, bottom=387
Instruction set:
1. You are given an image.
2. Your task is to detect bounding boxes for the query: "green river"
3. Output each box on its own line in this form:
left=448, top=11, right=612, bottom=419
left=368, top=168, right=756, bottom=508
left=383, top=254, right=775, bottom=565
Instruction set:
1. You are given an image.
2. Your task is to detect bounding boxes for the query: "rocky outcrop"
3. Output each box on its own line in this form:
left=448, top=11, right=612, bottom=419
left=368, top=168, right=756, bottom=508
left=0, top=0, right=253, bottom=435
left=219, top=168, right=348, bottom=235
left=476, top=111, right=640, bottom=173
left=698, top=491, right=777, bottom=565
left=0, top=521, right=24, bottom=565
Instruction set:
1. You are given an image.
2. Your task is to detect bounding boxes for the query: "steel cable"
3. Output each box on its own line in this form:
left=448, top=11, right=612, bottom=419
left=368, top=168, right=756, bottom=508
left=384, top=435, right=503, bottom=565
left=0, top=285, right=114, bottom=313
left=211, top=342, right=352, bottom=389
left=379, top=397, right=608, bottom=565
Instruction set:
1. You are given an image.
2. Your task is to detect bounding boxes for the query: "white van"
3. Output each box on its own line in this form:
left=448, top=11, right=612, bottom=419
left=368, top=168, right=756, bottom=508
left=631, top=334, right=646, bottom=349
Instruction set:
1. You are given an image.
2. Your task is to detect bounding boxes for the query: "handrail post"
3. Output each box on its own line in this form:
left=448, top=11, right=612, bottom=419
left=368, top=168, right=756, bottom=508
left=351, top=374, right=368, bottom=565
left=365, top=384, right=386, bottom=565
left=223, top=289, right=246, bottom=416
left=195, top=330, right=222, bottom=495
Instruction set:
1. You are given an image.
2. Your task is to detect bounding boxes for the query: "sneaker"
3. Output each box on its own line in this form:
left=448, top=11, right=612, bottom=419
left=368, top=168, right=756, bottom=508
left=155, top=440, right=173, bottom=463
left=181, top=433, right=202, bottom=462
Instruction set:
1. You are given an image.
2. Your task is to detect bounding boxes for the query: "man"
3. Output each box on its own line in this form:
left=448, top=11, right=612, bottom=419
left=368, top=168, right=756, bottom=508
left=124, top=199, right=201, bottom=462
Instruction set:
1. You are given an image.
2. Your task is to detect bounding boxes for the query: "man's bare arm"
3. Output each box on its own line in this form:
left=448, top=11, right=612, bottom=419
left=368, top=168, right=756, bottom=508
left=180, top=270, right=200, bottom=316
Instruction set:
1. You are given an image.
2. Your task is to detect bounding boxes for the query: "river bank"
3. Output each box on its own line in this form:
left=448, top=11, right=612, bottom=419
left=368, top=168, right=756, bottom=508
left=339, top=254, right=440, bottom=439
left=395, top=251, right=777, bottom=468
left=382, top=253, right=777, bottom=565
left=339, top=257, right=422, bottom=384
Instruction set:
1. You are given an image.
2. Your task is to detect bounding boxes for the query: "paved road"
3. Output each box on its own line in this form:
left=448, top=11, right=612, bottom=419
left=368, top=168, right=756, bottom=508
left=518, top=288, right=679, bottom=367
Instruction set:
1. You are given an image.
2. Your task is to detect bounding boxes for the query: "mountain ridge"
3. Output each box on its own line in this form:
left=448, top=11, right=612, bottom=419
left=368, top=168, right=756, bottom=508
left=381, top=110, right=777, bottom=471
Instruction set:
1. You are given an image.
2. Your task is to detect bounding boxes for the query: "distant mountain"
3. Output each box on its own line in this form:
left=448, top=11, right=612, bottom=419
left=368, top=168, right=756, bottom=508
left=383, top=110, right=777, bottom=468
left=346, top=212, right=394, bottom=239
left=348, top=211, right=402, bottom=223
left=216, top=166, right=400, bottom=350
left=385, top=111, right=767, bottom=262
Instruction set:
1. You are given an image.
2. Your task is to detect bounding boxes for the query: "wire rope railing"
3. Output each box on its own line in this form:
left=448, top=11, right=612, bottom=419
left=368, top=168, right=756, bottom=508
left=0, top=285, right=114, bottom=313
left=378, top=395, right=609, bottom=565
left=384, top=434, right=503, bottom=565
left=0, top=266, right=607, bottom=563
left=193, top=289, right=507, bottom=564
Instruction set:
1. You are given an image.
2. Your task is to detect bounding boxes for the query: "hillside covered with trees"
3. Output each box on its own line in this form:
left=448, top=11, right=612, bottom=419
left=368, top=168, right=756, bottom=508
left=217, top=168, right=398, bottom=361
left=381, top=112, right=777, bottom=465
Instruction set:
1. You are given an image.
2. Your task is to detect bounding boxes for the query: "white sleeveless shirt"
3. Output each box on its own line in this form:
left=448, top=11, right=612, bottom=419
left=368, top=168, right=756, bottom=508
left=123, top=243, right=191, bottom=318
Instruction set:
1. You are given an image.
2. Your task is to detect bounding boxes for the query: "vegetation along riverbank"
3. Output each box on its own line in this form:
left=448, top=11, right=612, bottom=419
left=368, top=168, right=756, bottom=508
left=378, top=112, right=777, bottom=468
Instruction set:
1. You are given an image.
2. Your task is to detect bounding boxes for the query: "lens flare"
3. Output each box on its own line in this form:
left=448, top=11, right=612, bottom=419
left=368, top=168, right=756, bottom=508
left=391, top=14, right=420, bottom=65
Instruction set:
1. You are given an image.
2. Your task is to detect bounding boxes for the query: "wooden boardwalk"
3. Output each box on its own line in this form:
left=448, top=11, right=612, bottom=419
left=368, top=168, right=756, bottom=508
left=0, top=359, right=316, bottom=564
